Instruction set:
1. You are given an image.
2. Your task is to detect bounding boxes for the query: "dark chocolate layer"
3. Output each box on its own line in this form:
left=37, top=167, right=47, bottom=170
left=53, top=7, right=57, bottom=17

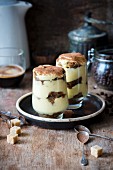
left=67, top=77, right=82, bottom=89
left=47, top=91, right=66, bottom=104
left=69, top=92, right=83, bottom=104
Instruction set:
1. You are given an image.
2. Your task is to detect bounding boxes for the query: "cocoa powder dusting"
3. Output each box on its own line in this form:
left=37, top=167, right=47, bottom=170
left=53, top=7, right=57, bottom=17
left=33, top=65, right=65, bottom=78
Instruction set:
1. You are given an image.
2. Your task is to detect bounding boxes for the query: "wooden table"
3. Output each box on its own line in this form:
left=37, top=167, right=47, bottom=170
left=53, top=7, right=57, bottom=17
left=0, top=69, right=113, bottom=170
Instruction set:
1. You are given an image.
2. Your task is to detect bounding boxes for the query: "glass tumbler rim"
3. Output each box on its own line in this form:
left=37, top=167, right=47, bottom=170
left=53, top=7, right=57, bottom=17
left=0, top=47, right=24, bottom=57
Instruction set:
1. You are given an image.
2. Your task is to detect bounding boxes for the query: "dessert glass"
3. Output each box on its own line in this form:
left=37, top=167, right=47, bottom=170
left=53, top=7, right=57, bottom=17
left=32, top=65, right=69, bottom=118
left=56, top=52, right=88, bottom=109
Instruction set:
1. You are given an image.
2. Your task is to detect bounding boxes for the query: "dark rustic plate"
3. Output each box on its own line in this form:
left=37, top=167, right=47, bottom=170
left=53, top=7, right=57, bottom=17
left=16, top=92, right=105, bottom=130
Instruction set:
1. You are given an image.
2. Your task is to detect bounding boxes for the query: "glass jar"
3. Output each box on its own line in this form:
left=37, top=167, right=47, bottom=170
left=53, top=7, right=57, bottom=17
left=91, top=50, right=113, bottom=91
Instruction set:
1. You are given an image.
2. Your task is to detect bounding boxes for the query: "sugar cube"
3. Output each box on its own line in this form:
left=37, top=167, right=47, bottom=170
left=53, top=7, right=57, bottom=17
left=7, top=133, right=18, bottom=144
left=10, top=126, right=21, bottom=135
left=91, top=145, right=103, bottom=158
left=11, top=118, right=21, bottom=127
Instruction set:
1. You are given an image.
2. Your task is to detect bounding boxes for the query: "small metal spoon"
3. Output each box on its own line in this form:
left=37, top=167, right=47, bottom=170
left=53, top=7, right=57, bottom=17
left=74, top=125, right=113, bottom=141
left=0, top=111, right=27, bottom=128
left=77, top=131, right=89, bottom=166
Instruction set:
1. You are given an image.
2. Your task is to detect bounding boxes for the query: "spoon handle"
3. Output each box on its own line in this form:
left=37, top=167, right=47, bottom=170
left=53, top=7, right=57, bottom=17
left=81, top=145, right=88, bottom=166
left=90, top=133, right=113, bottom=141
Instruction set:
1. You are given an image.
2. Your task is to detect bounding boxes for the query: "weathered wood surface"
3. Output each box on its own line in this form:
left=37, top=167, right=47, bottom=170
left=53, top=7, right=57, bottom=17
left=0, top=70, right=113, bottom=170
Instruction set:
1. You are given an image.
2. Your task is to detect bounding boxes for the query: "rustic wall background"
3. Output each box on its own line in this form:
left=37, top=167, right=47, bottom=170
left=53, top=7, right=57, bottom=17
left=25, top=0, right=113, bottom=65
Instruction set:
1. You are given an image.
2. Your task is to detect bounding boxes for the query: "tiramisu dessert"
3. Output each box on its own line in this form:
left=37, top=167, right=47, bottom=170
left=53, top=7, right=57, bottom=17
left=32, top=65, right=69, bottom=118
left=56, top=52, right=88, bottom=108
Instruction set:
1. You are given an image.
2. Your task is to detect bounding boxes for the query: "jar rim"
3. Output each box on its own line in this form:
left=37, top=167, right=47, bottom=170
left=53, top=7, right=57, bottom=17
left=96, top=53, right=113, bottom=63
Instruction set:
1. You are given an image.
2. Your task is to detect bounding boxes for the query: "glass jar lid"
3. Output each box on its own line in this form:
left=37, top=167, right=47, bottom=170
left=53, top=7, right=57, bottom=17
left=68, top=22, right=107, bottom=42
left=68, top=12, right=108, bottom=42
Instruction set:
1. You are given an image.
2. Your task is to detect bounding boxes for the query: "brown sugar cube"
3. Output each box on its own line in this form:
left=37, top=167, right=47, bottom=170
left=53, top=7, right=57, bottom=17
left=91, top=145, right=103, bottom=158
left=10, top=126, right=21, bottom=135
left=11, top=118, right=21, bottom=127
left=7, top=134, right=18, bottom=144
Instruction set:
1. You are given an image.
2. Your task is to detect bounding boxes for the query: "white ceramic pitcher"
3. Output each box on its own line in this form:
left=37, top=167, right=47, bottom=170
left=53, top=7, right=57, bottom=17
left=0, top=0, right=32, bottom=69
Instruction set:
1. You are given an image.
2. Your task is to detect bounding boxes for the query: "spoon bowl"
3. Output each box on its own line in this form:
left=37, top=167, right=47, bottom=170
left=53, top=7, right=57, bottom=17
left=74, top=125, right=113, bottom=141
left=74, top=125, right=91, bottom=134
left=77, top=131, right=89, bottom=144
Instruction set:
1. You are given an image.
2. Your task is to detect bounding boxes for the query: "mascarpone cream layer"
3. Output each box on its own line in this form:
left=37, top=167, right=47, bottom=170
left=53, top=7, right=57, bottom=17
left=32, top=78, right=67, bottom=98
left=32, top=94, right=68, bottom=115
left=64, top=65, right=87, bottom=82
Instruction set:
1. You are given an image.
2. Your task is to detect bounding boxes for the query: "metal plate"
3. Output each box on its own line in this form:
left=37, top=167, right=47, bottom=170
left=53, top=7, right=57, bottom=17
left=16, top=92, right=105, bottom=130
